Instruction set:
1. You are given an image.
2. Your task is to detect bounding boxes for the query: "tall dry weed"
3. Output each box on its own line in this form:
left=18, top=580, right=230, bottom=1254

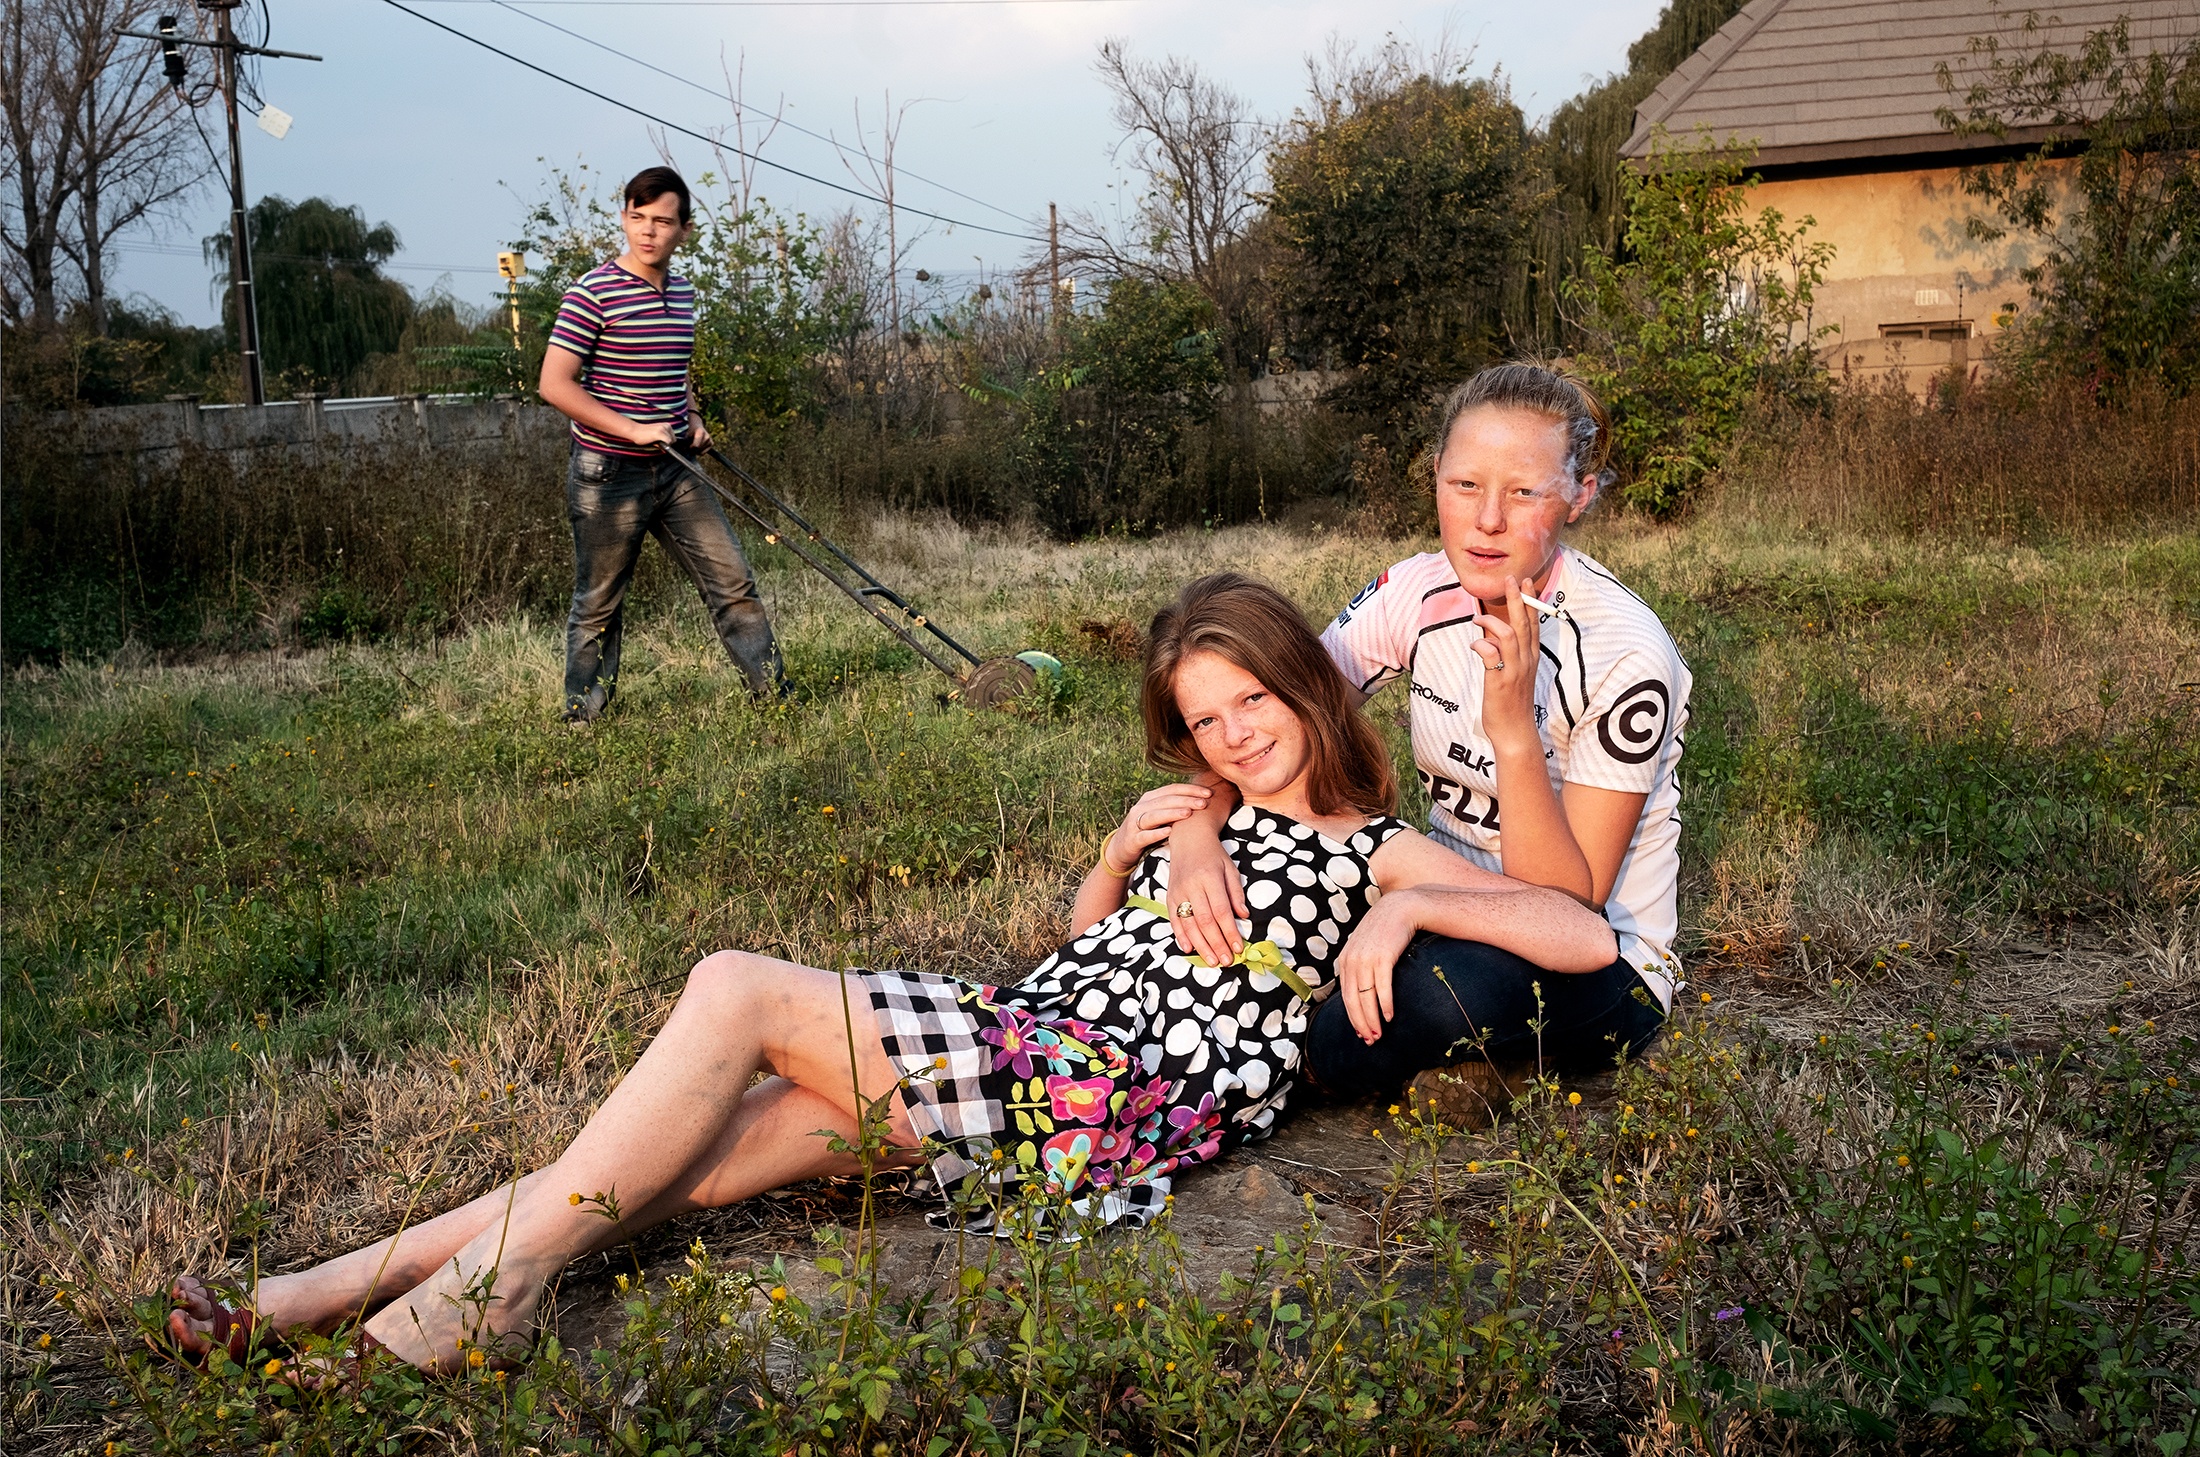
left=1715, top=378, right=2199, bottom=538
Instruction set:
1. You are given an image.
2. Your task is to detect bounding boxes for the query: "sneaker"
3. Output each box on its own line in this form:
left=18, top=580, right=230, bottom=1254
left=561, top=684, right=610, bottom=724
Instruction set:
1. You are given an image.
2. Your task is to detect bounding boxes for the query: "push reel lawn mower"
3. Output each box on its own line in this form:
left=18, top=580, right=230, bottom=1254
left=662, top=443, right=1062, bottom=709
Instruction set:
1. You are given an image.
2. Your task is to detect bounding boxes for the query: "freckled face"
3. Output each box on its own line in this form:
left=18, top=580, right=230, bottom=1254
left=1433, top=405, right=1594, bottom=603
left=1173, top=650, right=1312, bottom=806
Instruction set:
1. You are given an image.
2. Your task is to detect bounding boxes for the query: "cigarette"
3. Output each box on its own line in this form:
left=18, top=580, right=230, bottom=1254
left=1517, top=590, right=1558, bottom=614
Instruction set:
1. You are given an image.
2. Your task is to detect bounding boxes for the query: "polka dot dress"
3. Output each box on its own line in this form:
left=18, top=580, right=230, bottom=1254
left=864, top=804, right=1409, bottom=1230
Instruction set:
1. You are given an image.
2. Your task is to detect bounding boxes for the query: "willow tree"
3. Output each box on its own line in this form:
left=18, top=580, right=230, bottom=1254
left=1522, top=0, right=1749, bottom=344
left=206, top=195, right=412, bottom=390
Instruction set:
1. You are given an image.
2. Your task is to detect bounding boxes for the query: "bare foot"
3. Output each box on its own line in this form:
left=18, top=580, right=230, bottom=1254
left=364, top=1238, right=550, bottom=1373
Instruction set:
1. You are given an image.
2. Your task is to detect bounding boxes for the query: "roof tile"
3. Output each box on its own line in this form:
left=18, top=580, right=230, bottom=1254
left=1623, top=0, right=2200, bottom=162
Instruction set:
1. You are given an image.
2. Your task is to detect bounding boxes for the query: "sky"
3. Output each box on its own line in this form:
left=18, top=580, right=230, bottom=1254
left=111, top=0, right=1666, bottom=328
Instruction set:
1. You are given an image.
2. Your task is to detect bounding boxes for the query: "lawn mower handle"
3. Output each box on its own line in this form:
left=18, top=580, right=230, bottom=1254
left=702, top=446, right=985, bottom=671
left=659, top=444, right=979, bottom=683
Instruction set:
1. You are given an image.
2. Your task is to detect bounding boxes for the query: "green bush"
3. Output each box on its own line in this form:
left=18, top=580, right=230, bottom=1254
left=971, top=276, right=1227, bottom=536
left=1266, top=55, right=1539, bottom=424
left=1939, top=18, right=2200, bottom=399
left=1565, top=132, right=1831, bottom=517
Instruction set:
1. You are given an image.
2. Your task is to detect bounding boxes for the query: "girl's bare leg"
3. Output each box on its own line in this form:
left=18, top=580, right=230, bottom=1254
left=172, top=953, right=917, bottom=1368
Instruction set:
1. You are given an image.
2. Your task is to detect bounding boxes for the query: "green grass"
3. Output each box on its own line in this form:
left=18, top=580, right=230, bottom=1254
left=5, top=514, right=2197, bottom=1453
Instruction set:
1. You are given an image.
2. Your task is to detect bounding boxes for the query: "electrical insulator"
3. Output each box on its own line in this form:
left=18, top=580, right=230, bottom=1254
left=158, top=15, right=186, bottom=89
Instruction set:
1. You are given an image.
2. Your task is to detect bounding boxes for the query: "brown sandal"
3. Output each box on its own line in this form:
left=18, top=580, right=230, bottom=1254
left=161, top=1276, right=283, bottom=1370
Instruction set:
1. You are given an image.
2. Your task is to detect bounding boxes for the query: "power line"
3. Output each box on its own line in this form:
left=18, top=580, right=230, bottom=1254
left=418, top=1, right=1139, bottom=8
left=486, top=0, right=1032, bottom=225
left=379, top=0, right=1044, bottom=241
left=112, top=240, right=503, bottom=275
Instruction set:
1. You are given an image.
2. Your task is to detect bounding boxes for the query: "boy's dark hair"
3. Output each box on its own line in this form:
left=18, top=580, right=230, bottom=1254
left=623, top=167, right=692, bottom=225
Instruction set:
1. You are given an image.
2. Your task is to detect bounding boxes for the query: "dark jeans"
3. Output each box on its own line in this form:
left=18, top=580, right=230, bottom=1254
left=564, top=445, right=784, bottom=716
left=1308, top=933, right=1665, bottom=1099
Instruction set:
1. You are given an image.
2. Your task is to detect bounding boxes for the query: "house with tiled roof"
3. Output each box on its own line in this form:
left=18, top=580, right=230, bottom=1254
left=1620, top=0, right=2200, bottom=390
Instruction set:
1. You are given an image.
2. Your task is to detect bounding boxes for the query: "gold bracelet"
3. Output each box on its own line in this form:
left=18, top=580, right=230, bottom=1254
left=1097, top=830, right=1135, bottom=878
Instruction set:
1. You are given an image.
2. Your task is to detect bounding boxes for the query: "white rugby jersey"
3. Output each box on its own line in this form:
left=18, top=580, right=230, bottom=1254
left=1320, top=546, right=1690, bottom=1009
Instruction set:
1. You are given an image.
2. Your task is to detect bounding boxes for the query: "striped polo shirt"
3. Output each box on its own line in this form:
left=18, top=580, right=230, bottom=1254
left=546, top=261, right=696, bottom=455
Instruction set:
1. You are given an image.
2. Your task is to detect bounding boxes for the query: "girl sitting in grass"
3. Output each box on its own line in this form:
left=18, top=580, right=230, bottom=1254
left=1165, top=364, right=1692, bottom=1102
left=166, top=571, right=1616, bottom=1379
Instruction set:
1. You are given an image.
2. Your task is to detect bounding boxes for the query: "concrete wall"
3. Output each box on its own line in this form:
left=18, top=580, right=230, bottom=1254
left=1748, top=159, right=2071, bottom=393
left=49, top=394, right=568, bottom=462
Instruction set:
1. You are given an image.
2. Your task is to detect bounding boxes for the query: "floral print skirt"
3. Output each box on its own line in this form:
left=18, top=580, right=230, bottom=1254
left=863, top=967, right=1235, bottom=1232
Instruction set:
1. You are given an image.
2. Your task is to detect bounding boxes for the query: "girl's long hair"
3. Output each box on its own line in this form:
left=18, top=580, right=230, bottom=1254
left=1141, top=572, right=1398, bottom=818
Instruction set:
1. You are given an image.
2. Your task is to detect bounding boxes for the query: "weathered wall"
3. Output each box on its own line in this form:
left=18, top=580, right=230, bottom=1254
left=1748, top=158, right=2073, bottom=392
left=46, top=393, right=567, bottom=464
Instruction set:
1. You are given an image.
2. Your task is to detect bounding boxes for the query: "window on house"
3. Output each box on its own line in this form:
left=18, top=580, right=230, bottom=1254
left=1880, top=320, right=1972, bottom=342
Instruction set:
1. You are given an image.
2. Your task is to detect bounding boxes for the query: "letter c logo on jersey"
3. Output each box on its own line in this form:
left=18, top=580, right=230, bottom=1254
left=1596, top=679, right=1670, bottom=765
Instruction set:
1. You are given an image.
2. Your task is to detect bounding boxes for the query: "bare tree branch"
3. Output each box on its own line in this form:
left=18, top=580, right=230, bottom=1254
left=0, top=0, right=210, bottom=331
left=1059, top=39, right=1264, bottom=300
left=2, top=0, right=87, bottom=326
left=57, top=0, right=212, bottom=333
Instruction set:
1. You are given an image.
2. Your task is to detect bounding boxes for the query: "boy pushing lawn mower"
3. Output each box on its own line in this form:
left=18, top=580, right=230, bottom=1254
left=539, top=166, right=787, bottom=721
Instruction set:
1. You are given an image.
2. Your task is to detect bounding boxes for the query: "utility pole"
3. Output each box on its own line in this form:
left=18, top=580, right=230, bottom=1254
left=126, top=5, right=321, bottom=406
left=1048, top=201, right=1060, bottom=342
left=212, top=2, right=262, bottom=404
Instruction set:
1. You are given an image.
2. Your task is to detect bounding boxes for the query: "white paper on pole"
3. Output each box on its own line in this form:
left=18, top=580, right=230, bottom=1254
left=256, top=105, right=293, bottom=140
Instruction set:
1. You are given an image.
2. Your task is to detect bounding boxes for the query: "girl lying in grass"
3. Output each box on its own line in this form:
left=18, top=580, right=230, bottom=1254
left=165, top=571, right=1616, bottom=1379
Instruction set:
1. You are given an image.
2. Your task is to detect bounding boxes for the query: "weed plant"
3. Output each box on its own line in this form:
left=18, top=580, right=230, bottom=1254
left=0, top=400, right=1356, bottom=664
left=20, top=1004, right=2193, bottom=1453
left=1713, top=377, right=2200, bottom=541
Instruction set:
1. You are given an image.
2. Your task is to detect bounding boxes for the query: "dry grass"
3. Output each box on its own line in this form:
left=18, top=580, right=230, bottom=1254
left=1713, top=378, right=2200, bottom=540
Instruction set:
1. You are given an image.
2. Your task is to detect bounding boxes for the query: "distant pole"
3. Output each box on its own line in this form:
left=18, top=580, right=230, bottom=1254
left=121, top=8, right=322, bottom=406
left=1048, top=201, right=1060, bottom=339
left=498, top=251, right=527, bottom=351
left=213, top=2, right=263, bottom=406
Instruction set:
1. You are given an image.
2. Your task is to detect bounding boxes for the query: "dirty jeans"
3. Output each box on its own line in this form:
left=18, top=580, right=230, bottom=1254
left=1306, top=934, right=1665, bottom=1098
left=564, top=444, right=784, bottom=715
